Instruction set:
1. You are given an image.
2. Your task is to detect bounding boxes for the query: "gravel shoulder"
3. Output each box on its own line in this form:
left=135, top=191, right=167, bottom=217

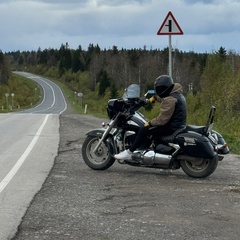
left=12, top=113, right=240, bottom=240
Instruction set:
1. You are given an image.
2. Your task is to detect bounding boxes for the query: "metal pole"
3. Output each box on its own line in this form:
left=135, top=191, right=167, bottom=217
left=168, top=35, right=172, bottom=78
left=5, top=93, right=9, bottom=110
left=11, top=93, right=14, bottom=109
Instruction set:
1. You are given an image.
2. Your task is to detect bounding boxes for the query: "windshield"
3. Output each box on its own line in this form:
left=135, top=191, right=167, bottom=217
left=122, top=84, right=140, bottom=99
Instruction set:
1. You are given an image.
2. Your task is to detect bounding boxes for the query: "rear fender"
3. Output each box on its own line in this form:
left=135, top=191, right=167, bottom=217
left=212, top=130, right=230, bottom=154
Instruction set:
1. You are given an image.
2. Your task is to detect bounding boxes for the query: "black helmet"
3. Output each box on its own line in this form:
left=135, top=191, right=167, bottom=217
left=154, top=75, right=174, bottom=98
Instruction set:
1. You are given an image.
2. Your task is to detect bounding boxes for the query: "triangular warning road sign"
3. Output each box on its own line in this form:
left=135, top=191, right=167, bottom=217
left=157, top=11, right=183, bottom=35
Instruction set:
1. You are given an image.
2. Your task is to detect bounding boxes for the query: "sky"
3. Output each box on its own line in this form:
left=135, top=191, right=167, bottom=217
left=0, top=0, right=240, bottom=53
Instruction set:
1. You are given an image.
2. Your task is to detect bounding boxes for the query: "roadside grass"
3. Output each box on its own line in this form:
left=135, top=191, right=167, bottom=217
left=53, top=80, right=108, bottom=118
left=0, top=73, right=41, bottom=112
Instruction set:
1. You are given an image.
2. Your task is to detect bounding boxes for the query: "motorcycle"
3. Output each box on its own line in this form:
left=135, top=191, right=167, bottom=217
left=82, top=84, right=229, bottom=178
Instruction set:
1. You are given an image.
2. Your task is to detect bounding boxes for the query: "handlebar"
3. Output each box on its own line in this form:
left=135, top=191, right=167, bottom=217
left=109, top=97, right=153, bottom=121
left=121, top=98, right=148, bottom=117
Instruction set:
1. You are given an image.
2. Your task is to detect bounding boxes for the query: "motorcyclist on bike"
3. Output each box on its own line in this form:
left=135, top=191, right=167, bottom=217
left=114, top=75, right=187, bottom=161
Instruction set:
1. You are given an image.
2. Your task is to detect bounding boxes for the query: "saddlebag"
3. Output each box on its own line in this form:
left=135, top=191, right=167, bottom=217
left=176, top=131, right=216, bottom=158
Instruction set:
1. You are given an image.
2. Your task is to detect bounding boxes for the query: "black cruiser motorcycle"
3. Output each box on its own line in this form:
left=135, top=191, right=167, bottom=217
left=82, top=84, right=229, bottom=178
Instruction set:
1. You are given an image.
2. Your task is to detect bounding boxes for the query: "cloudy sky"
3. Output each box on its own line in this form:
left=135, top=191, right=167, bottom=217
left=0, top=0, right=240, bottom=53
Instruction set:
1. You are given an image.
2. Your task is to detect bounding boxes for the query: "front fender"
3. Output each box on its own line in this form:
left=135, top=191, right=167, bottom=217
left=86, top=128, right=116, bottom=155
left=86, top=128, right=106, bottom=138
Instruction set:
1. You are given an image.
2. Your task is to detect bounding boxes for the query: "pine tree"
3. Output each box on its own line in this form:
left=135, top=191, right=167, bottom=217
left=0, top=51, right=10, bottom=85
left=97, top=69, right=111, bottom=96
left=110, top=83, right=119, bottom=99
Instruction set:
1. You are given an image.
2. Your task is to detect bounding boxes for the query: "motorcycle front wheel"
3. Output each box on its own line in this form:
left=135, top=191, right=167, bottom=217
left=82, top=135, right=115, bottom=170
left=180, top=155, right=218, bottom=178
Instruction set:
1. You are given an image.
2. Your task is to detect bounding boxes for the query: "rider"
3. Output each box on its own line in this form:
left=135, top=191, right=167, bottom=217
left=114, top=75, right=187, bottom=160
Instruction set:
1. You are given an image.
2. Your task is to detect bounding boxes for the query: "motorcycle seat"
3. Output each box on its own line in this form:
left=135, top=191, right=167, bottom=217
left=160, top=127, right=186, bottom=143
left=186, top=125, right=205, bottom=133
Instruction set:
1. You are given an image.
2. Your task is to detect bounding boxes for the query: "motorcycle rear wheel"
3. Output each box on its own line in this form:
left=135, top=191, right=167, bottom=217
left=82, top=135, right=115, bottom=170
left=180, top=155, right=218, bottom=178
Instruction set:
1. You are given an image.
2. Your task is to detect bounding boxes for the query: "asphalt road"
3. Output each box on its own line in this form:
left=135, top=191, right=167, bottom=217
left=0, top=114, right=59, bottom=240
left=13, top=71, right=67, bottom=114
left=0, top=72, right=67, bottom=240
left=12, top=113, right=240, bottom=240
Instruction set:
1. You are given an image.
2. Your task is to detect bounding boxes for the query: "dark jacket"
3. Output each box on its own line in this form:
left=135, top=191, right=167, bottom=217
left=149, top=83, right=186, bottom=129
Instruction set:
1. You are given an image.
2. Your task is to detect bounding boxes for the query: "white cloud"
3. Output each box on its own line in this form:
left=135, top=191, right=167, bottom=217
left=0, top=0, right=240, bottom=53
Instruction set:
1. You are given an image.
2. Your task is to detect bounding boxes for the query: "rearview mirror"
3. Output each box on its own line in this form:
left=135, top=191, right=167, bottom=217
left=144, top=90, right=155, bottom=98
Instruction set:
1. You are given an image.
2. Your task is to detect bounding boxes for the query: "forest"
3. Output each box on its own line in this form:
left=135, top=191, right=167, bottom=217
left=1, top=43, right=240, bottom=153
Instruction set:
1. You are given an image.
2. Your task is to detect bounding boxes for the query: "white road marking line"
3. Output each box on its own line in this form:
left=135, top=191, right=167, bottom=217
left=0, top=114, right=49, bottom=193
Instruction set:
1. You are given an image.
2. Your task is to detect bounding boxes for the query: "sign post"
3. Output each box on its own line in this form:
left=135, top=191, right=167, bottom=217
left=157, top=11, right=183, bottom=78
left=77, top=92, right=83, bottom=108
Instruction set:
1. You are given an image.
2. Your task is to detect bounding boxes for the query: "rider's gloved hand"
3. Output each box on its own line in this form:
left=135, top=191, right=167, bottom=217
left=144, top=122, right=151, bottom=127
left=149, top=96, right=156, bottom=104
